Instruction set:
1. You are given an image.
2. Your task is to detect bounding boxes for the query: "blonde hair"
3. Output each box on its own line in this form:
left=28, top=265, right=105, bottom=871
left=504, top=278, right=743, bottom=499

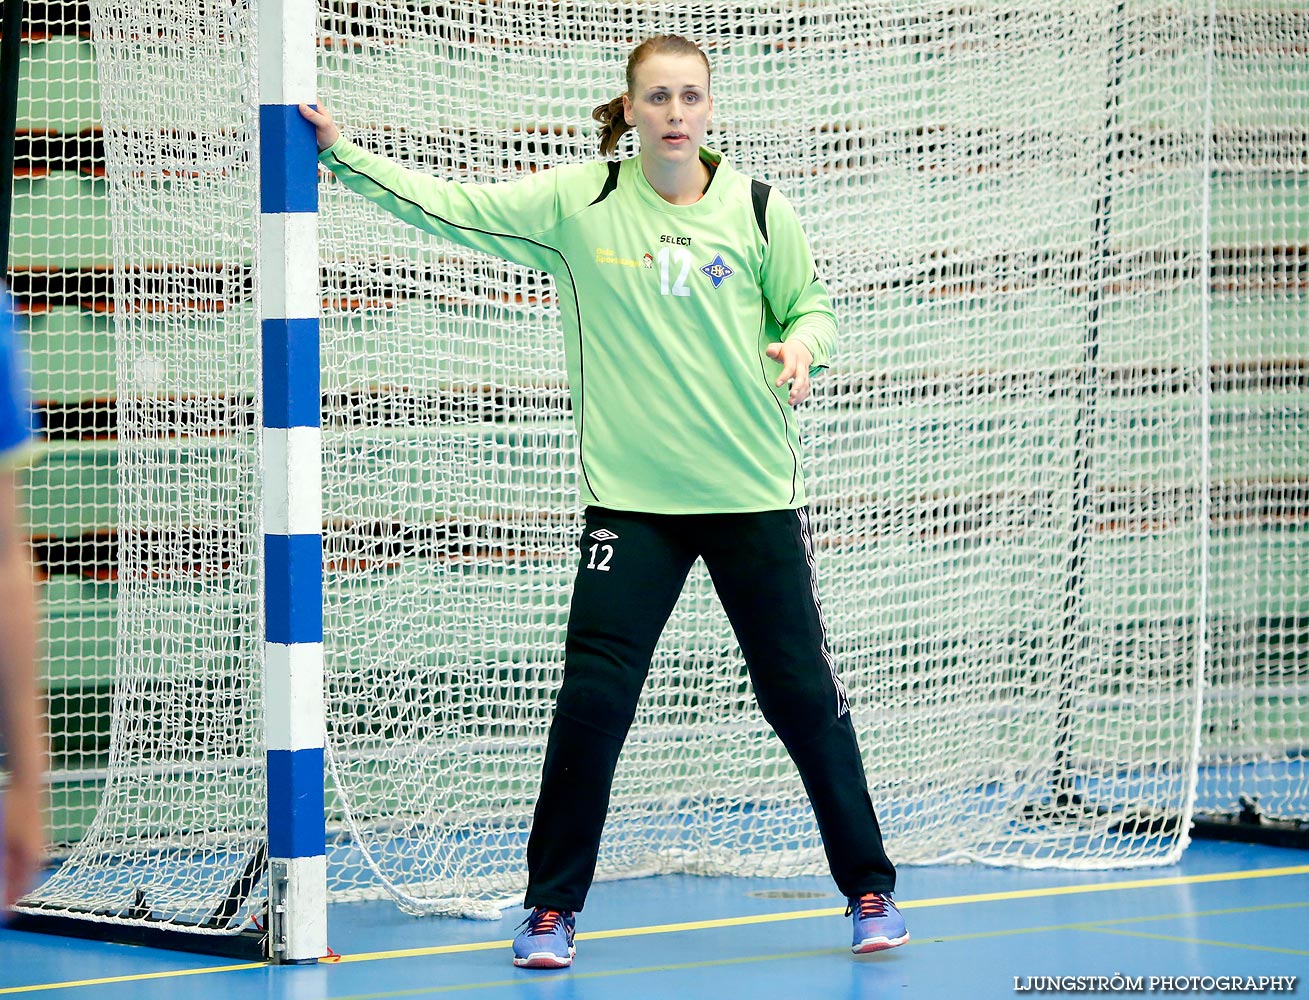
left=591, top=35, right=711, bottom=158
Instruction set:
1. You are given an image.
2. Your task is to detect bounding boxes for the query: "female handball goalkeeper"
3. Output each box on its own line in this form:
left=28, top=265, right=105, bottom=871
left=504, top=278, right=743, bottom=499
left=300, top=33, right=907, bottom=969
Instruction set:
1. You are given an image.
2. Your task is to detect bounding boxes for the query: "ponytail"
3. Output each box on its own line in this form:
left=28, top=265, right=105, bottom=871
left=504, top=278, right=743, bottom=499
left=591, top=94, right=630, bottom=158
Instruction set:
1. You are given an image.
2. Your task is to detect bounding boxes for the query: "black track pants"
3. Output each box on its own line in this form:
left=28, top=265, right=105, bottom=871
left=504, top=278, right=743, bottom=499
left=523, top=507, right=897, bottom=911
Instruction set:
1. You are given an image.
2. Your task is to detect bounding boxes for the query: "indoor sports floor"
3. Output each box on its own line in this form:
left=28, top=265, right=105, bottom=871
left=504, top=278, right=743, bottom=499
left=3, top=839, right=1306, bottom=999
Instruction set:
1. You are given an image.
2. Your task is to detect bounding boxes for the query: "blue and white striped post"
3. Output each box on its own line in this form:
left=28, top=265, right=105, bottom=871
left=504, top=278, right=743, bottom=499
left=258, top=0, right=326, bottom=963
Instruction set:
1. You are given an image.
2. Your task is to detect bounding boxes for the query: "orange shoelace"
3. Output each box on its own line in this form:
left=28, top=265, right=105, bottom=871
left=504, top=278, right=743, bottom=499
left=847, top=893, right=893, bottom=919
left=522, top=907, right=568, bottom=935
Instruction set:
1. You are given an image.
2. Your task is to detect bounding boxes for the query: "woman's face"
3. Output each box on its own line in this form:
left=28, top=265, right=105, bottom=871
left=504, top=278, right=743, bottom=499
left=623, top=51, right=713, bottom=168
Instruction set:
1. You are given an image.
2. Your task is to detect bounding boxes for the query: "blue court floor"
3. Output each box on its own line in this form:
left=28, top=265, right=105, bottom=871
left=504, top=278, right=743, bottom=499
left=3, top=839, right=1306, bottom=999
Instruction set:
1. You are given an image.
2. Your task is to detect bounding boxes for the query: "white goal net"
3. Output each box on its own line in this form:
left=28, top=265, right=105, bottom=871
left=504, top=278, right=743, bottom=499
left=316, top=0, right=1212, bottom=914
left=13, top=0, right=1306, bottom=941
left=1191, top=3, right=1308, bottom=830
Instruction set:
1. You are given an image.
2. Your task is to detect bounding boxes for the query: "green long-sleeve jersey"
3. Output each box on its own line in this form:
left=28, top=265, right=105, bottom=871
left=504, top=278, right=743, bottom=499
left=319, top=137, right=837, bottom=514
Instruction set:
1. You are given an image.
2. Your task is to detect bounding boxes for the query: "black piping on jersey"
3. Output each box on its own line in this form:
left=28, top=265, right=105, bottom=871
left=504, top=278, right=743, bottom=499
left=752, top=180, right=829, bottom=371
left=589, top=160, right=621, bottom=206
left=746, top=179, right=800, bottom=503
left=750, top=179, right=771, bottom=242
left=753, top=294, right=801, bottom=499
left=324, top=146, right=603, bottom=503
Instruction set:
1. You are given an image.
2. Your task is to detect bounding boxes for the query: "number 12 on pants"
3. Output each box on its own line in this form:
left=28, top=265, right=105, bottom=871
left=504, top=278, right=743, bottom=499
left=586, top=543, right=614, bottom=572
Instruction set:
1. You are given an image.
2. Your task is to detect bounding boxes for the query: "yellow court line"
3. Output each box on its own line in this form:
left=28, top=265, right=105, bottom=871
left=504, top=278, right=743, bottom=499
left=1087, top=924, right=1309, bottom=957
left=336, top=862, right=1309, bottom=960
left=0, top=963, right=267, bottom=996
left=277, top=903, right=1309, bottom=1000
left=5, top=863, right=1308, bottom=994
left=327, top=949, right=856, bottom=1000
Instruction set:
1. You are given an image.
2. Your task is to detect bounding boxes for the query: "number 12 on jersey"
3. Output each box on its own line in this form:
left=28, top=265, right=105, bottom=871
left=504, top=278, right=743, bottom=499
left=657, top=247, right=692, bottom=297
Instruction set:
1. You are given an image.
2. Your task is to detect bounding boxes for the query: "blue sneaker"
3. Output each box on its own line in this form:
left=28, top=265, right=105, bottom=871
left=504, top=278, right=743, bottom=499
left=847, top=892, right=909, bottom=953
left=512, top=907, right=577, bottom=968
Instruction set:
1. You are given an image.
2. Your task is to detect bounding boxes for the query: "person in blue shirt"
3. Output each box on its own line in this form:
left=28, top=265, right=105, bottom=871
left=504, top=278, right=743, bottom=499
left=0, top=286, right=43, bottom=912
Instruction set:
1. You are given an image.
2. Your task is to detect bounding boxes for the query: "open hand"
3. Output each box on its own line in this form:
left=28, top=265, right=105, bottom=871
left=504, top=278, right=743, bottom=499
left=765, top=340, right=814, bottom=406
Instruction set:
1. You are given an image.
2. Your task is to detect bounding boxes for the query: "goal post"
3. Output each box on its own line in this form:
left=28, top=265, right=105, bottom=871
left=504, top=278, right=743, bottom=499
left=258, top=0, right=328, bottom=964
left=9, top=0, right=1306, bottom=962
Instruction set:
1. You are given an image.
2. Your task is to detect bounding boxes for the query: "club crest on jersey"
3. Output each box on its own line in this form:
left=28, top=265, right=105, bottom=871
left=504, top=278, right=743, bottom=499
left=700, top=254, right=734, bottom=288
